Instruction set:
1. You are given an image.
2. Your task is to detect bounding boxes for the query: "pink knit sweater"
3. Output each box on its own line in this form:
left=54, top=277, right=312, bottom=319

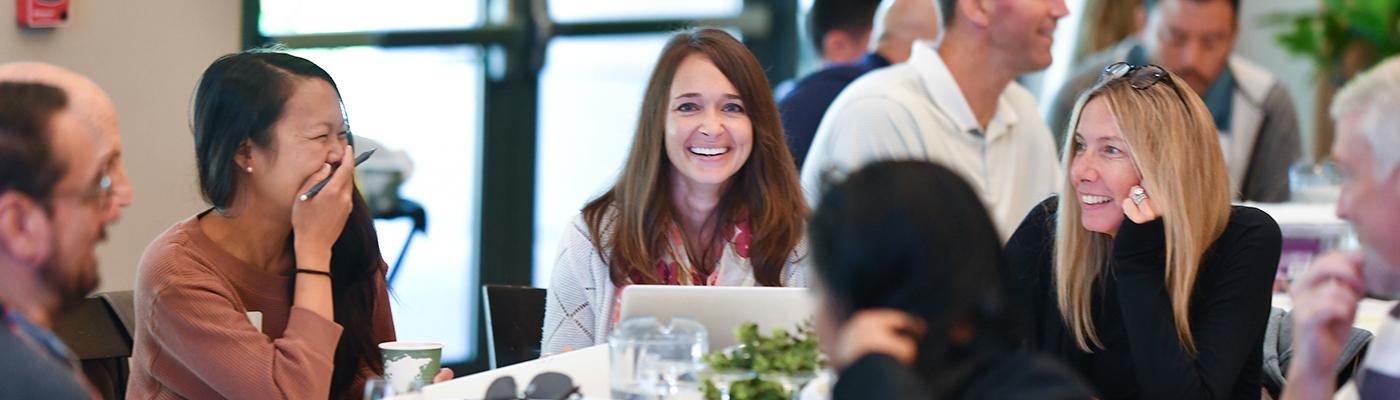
left=127, top=214, right=395, bottom=399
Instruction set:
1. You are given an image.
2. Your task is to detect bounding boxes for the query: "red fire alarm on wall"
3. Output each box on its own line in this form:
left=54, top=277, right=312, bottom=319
left=16, top=0, right=69, bottom=28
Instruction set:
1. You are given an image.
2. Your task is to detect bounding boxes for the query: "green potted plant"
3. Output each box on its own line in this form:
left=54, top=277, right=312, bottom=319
left=1268, top=0, right=1400, bottom=157
left=700, top=322, right=824, bottom=400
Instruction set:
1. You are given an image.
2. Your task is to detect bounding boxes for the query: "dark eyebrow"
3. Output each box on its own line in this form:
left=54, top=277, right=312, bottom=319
left=674, top=93, right=743, bottom=101
left=100, top=148, right=119, bottom=166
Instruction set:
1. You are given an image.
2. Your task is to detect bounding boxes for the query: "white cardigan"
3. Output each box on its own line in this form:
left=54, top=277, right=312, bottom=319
left=540, top=212, right=809, bottom=356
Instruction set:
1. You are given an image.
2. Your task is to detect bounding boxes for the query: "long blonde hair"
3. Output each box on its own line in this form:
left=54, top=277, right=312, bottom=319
left=1054, top=69, right=1232, bottom=356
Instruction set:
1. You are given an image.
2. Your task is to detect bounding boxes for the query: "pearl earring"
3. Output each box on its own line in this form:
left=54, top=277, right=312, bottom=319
left=245, top=166, right=253, bottom=173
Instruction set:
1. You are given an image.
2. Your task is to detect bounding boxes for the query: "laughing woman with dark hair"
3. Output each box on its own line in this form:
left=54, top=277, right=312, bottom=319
left=128, top=51, right=447, bottom=399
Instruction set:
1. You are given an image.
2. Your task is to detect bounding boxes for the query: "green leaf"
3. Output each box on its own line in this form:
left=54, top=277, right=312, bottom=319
left=701, top=320, right=823, bottom=399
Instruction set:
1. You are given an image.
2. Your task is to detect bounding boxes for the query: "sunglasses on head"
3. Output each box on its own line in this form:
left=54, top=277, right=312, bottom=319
left=1095, top=62, right=1170, bottom=90
left=483, top=372, right=580, bottom=400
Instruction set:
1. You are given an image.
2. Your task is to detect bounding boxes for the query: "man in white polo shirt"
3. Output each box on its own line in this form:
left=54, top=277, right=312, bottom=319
left=800, top=0, right=1068, bottom=242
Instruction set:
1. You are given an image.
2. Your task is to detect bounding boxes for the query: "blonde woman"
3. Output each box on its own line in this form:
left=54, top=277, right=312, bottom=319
left=1006, top=63, right=1282, bottom=399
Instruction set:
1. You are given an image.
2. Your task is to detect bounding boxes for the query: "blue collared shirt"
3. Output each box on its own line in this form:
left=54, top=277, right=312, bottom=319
left=3, top=304, right=81, bottom=370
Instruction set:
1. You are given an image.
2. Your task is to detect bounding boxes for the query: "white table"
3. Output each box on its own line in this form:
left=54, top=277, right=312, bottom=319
left=421, top=345, right=770, bottom=400
left=422, top=345, right=611, bottom=399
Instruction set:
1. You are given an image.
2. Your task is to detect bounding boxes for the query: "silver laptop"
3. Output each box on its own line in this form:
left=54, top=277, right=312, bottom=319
left=617, top=285, right=816, bottom=350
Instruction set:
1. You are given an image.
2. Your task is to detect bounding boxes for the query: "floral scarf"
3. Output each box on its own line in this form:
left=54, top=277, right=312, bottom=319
left=611, top=218, right=757, bottom=324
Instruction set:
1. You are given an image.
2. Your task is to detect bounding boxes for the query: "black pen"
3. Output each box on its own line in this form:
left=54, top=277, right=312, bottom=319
left=299, top=148, right=376, bottom=201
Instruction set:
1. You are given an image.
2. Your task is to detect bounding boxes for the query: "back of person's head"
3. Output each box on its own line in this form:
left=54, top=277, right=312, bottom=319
left=584, top=28, right=807, bottom=288
left=808, top=0, right=882, bottom=58
left=870, top=0, right=943, bottom=62
left=809, top=161, right=1016, bottom=385
left=0, top=82, right=68, bottom=208
left=191, top=50, right=384, bottom=399
left=1056, top=65, right=1231, bottom=355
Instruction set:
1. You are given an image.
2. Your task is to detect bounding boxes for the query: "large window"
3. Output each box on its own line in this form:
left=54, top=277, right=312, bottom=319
left=290, top=46, right=483, bottom=363
left=532, top=34, right=672, bottom=287
left=259, top=0, right=482, bottom=35
left=547, top=0, right=741, bottom=23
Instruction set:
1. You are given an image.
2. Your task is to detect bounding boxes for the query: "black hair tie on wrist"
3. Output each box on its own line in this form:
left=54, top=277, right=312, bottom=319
left=292, top=268, right=333, bottom=279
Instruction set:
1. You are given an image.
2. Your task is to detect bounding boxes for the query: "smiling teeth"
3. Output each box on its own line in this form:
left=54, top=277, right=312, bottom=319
left=690, top=147, right=726, bottom=156
left=1081, top=195, right=1111, bottom=205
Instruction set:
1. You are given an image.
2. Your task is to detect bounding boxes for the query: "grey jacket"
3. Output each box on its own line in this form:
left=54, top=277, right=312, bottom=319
left=0, top=315, right=91, bottom=399
left=1047, top=39, right=1302, bottom=203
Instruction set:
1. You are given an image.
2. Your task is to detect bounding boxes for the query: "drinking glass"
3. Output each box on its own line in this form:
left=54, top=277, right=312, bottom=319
left=1289, top=160, right=1343, bottom=203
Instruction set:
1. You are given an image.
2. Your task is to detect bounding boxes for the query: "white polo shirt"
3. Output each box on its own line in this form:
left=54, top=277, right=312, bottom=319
left=800, top=41, right=1061, bottom=242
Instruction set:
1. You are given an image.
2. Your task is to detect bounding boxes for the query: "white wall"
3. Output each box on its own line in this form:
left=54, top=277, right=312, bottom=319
left=1237, top=0, right=1322, bottom=159
left=1, top=1, right=240, bottom=292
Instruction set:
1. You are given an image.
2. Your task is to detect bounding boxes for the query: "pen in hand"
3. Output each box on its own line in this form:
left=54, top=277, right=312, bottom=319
left=299, top=148, right=376, bottom=201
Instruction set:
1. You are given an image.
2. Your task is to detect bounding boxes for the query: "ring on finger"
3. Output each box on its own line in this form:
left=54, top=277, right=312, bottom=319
left=1130, top=187, right=1148, bottom=205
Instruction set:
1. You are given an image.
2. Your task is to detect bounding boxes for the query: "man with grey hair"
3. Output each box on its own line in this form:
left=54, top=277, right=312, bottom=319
left=1283, top=56, right=1400, bottom=400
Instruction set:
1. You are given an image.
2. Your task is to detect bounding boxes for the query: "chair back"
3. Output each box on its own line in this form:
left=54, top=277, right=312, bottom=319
left=482, top=285, right=547, bottom=369
left=1262, top=307, right=1374, bottom=399
left=52, top=290, right=135, bottom=399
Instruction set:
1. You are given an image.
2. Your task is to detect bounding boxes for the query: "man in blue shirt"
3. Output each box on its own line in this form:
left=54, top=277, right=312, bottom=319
left=778, top=0, right=939, bottom=168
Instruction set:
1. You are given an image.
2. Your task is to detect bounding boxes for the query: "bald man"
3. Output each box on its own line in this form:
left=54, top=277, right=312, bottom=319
left=778, top=0, right=940, bottom=168
left=868, top=0, right=943, bottom=65
left=0, top=63, right=133, bottom=398
left=0, top=63, right=134, bottom=221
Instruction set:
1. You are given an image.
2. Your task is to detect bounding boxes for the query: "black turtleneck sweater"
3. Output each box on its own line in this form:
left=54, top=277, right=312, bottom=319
left=1006, top=197, right=1281, bottom=400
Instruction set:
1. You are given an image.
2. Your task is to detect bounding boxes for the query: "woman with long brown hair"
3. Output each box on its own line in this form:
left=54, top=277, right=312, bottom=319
left=542, top=28, right=809, bottom=354
left=1006, top=63, right=1282, bottom=399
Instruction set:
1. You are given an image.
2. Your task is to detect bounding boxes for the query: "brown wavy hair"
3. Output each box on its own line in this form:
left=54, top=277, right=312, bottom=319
left=582, top=28, right=807, bottom=286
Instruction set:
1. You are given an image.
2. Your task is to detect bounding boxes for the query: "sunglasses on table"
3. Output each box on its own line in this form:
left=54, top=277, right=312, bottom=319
left=482, top=371, right=581, bottom=400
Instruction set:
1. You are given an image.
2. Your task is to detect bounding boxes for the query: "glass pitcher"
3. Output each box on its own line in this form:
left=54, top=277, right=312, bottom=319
left=609, top=316, right=709, bottom=399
